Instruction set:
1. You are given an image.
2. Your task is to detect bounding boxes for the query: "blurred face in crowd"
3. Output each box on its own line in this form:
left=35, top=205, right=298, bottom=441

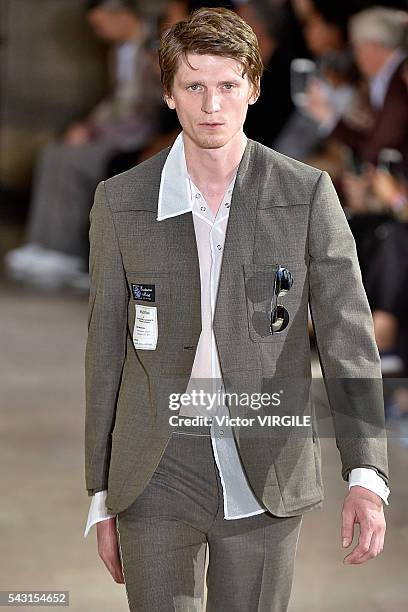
left=164, top=53, right=258, bottom=150
left=351, top=40, right=394, bottom=77
left=164, top=0, right=189, bottom=28
left=235, top=3, right=277, bottom=63
left=292, top=0, right=315, bottom=23
left=304, top=13, right=344, bottom=56
left=87, top=7, right=138, bottom=41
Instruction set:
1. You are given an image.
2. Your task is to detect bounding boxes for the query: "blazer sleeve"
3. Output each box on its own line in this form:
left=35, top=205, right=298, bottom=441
left=307, top=171, right=389, bottom=486
left=85, top=181, right=128, bottom=495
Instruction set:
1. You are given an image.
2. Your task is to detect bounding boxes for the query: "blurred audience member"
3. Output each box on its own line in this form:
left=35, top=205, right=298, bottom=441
left=365, top=218, right=408, bottom=375
left=274, top=2, right=359, bottom=162
left=275, top=50, right=357, bottom=162
left=5, top=0, right=162, bottom=288
left=371, top=164, right=408, bottom=219
left=302, top=2, right=351, bottom=56
left=237, top=0, right=296, bottom=146
left=339, top=154, right=408, bottom=375
left=291, top=0, right=315, bottom=24
left=164, top=0, right=235, bottom=27
left=306, top=6, right=408, bottom=170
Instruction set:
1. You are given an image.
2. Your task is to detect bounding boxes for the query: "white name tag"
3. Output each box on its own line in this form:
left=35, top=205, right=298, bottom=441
left=133, top=305, right=158, bottom=350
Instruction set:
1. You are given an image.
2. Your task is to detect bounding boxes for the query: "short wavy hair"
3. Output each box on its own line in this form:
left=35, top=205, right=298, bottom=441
left=158, top=7, right=264, bottom=99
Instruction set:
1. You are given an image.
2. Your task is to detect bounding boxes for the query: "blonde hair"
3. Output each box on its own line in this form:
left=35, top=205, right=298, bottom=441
left=158, top=7, right=264, bottom=98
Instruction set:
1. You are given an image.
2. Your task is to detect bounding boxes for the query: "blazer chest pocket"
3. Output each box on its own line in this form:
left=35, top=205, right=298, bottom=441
left=243, top=263, right=304, bottom=343
left=125, top=271, right=171, bottom=350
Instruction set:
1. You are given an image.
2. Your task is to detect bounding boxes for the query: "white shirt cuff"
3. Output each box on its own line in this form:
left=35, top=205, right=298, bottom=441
left=348, top=468, right=390, bottom=505
left=84, top=490, right=116, bottom=538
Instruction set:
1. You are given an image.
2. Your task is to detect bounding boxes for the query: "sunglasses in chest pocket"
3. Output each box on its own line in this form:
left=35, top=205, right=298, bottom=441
left=244, top=264, right=294, bottom=340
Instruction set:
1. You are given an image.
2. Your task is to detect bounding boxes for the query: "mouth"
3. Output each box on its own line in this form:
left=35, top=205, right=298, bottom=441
left=199, top=122, right=224, bottom=128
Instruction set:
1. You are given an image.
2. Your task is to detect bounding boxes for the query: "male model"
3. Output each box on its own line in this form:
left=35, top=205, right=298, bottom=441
left=84, top=8, right=390, bottom=611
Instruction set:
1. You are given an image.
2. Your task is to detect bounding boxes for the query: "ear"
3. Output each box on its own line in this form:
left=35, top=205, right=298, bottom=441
left=248, top=81, right=260, bottom=105
left=164, top=92, right=176, bottom=110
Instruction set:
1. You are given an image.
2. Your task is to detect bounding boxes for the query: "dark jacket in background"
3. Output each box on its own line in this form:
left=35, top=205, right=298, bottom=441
left=331, top=57, right=408, bottom=172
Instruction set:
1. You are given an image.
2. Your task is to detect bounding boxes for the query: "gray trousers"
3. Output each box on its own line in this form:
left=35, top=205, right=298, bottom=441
left=116, top=423, right=303, bottom=612
left=25, top=140, right=115, bottom=260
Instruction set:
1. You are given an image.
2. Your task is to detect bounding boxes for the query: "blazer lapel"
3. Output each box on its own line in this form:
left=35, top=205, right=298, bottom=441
left=159, top=197, right=202, bottom=356
left=213, top=138, right=261, bottom=340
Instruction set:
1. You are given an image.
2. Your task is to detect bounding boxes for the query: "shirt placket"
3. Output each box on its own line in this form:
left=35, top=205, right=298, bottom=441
left=190, top=177, right=267, bottom=519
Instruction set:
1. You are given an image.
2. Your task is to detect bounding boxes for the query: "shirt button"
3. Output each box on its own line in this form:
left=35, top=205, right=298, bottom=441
left=200, top=206, right=206, bottom=211
left=225, top=202, right=230, bottom=208
left=219, top=430, right=224, bottom=436
left=195, top=193, right=201, bottom=198
left=217, top=244, right=222, bottom=250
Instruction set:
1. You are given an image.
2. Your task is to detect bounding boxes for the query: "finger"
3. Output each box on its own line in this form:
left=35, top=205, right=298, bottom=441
left=373, top=525, right=386, bottom=557
left=350, top=530, right=382, bottom=565
left=113, top=541, right=126, bottom=583
left=374, top=529, right=385, bottom=557
left=343, top=523, right=374, bottom=564
left=103, top=554, right=125, bottom=583
left=114, top=551, right=125, bottom=584
left=109, top=560, right=125, bottom=583
left=110, top=550, right=125, bottom=583
left=113, top=563, right=125, bottom=584
left=341, top=506, right=356, bottom=547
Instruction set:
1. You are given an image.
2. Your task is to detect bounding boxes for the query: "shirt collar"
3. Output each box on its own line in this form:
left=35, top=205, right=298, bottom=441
left=369, top=48, right=407, bottom=110
left=157, top=130, right=247, bottom=221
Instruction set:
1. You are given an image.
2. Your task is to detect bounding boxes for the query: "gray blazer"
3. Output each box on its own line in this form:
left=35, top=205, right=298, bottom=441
left=85, top=138, right=389, bottom=517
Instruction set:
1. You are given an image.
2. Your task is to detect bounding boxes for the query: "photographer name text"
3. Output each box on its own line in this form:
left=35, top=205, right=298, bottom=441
left=169, top=415, right=311, bottom=427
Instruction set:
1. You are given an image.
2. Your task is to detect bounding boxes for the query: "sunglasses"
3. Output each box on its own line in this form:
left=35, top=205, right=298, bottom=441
left=269, top=266, right=293, bottom=334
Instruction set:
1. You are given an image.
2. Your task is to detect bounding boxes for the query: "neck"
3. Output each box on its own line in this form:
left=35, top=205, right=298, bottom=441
left=183, top=130, right=247, bottom=197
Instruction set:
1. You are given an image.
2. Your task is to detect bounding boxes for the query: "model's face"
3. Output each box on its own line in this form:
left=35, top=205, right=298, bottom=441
left=164, top=53, right=258, bottom=150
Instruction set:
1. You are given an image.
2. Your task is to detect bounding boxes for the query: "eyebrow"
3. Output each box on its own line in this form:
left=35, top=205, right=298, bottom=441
left=181, top=78, right=243, bottom=87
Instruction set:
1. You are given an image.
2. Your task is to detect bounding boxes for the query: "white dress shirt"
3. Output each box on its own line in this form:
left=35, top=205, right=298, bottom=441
left=84, top=131, right=390, bottom=538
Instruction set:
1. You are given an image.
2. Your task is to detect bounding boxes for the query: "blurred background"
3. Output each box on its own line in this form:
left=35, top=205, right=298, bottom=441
left=0, top=1, right=407, bottom=610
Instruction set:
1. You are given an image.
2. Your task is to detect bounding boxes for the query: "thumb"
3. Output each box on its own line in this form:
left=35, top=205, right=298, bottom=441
left=342, top=507, right=356, bottom=547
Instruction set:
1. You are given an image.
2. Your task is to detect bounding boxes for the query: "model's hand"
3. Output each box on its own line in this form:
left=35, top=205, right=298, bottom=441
left=341, top=485, right=386, bottom=565
left=96, top=517, right=125, bottom=583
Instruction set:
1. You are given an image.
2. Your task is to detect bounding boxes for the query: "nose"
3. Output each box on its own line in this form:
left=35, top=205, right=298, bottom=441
left=201, top=89, right=221, bottom=114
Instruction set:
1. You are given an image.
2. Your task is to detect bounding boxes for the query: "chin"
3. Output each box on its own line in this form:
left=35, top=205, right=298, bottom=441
left=200, top=140, right=226, bottom=149
left=194, top=133, right=231, bottom=150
